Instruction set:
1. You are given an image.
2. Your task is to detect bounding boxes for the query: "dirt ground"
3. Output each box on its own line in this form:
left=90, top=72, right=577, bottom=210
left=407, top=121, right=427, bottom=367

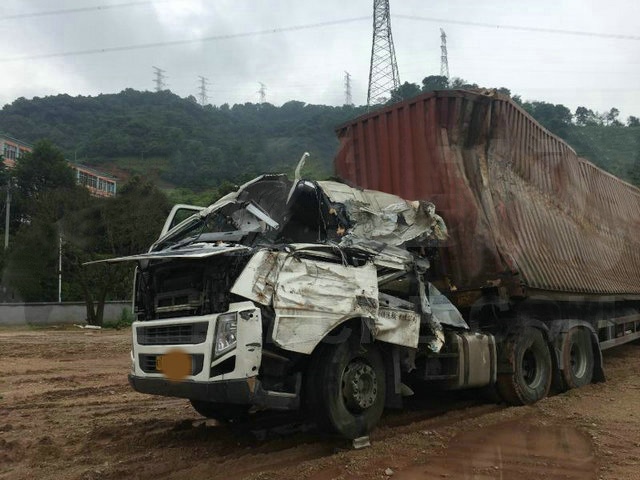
left=1, top=326, right=638, bottom=480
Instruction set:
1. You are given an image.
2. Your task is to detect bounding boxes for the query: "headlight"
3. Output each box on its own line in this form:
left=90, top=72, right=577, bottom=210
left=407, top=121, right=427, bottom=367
left=214, top=312, right=237, bottom=357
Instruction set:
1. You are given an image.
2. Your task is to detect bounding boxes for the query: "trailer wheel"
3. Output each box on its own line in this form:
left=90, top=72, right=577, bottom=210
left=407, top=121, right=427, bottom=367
left=497, top=327, right=552, bottom=405
left=306, top=329, right=386, bottom=439
left=189, top=399, right=249, bottom=423
left=561, top=328, right=594, bottom=389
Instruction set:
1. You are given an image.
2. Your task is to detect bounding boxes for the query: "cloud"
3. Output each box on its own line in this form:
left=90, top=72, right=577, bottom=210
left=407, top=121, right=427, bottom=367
left=0, top=0, right=637, bottom=117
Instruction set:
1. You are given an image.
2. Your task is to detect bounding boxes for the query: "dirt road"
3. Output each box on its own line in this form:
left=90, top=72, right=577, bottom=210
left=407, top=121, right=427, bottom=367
left=1, top=327, right=638, bottom=479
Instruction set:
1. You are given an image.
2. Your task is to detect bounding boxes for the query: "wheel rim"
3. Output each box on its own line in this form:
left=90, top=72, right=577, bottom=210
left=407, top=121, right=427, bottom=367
left=341, top=359, right=378, bottom=412
left=570, top=340, right=587, bottom=378
left=522, top=348, right=542, bottom=388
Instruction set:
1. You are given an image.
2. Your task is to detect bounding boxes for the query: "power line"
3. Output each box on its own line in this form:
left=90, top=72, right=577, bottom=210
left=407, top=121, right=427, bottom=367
left=1, top=13, right=636, bottom=65
left=395, top=14, right=640, bottom=41
left=0, top=17, right=370, bottom=63
left=0, top=1, right=174, bottom=21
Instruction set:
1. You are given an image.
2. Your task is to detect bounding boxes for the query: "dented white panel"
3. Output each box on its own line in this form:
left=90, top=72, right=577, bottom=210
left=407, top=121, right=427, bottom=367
left=229, top=306, right=263, bottom=381
left=271, top=309, right=355, bottom=354
left=375, top=308, right=420, bottom=349
left=271, top=256, right=378, bottom=354
left=233, top=250, right=424, bottom=353
left=230, top=249, right=286, bottom=306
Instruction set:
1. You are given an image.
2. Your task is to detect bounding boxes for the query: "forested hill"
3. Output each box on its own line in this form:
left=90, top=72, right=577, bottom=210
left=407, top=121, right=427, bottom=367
left=0, top=89, right=367, bottom=190
left=0, top=88, right=638, bottom=193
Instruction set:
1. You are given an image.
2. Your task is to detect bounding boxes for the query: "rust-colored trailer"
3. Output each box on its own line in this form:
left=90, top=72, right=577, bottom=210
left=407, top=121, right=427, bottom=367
left=335, top=90, right=640, bottom=308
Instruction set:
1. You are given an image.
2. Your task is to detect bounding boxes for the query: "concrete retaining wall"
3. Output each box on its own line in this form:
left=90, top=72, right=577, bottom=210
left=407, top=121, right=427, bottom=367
left=0, top=301, right=132, bottom=326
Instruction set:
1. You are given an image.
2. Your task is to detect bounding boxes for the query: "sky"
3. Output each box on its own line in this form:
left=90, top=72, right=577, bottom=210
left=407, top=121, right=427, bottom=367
left=0, top=0, right=639, bottom=120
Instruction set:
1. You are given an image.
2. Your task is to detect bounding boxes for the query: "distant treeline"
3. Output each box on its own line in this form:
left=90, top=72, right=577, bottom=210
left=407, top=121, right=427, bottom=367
left=0, top=89, right=367, bottom=188
left=1, top=83, right=638, bottom=190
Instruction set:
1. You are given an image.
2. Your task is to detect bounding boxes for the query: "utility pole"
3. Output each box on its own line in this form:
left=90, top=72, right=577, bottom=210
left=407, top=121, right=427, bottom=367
left=58, top=235, right=62, bottom=303
left=152, top=66, right=167, bottom=92
left=197, top=76, right=210, bottom=105
left=440, top=28, right=449, bottom=79
left=344, top=71, right=353, bottom=106
left=367, top=0, right=400, bottom=106
left=4, top=179, right=10, bottom=250
left=258, top=82, right=267, bottom=104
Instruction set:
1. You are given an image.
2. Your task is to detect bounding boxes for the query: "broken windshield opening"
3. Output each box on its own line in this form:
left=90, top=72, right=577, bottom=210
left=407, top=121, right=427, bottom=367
left=277, top=180, right=328, bottom=244
left=154, top=200, right=280, bottom=251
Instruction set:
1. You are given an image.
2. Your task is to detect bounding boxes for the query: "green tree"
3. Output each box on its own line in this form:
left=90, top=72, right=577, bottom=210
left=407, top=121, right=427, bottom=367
left=14, top=140, right=74, bottom=200
left=575, top=106, right=600, bottom=126
left=421, top=75, right=449, bottom=92
left=627, top=131, right=640, bottom=187
left=63, top=176, right=171, bottom=325
left=63, top=201, right=130, bottom=326
left=3, top=218, right=59, bottom=301
left=605, top=108, right=622, bottom=127
left=523, top=101, right=573, bottom=138
left=0, top=154, right=8, bottom=186
left=390, top=82, right=422, bottom=102
left=3, top=141, right=88, bottom=302
left=449, top=77, right=478, bottom=89
left=628, top=116, right=640, bottom=127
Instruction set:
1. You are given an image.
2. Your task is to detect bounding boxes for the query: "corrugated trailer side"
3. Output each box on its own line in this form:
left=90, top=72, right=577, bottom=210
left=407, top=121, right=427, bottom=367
left=335, top=90, right=640, bottom=306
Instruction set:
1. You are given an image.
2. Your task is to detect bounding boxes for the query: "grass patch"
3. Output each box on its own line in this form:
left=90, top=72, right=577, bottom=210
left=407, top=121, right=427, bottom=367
left=103, top=308, right=135, bottom=330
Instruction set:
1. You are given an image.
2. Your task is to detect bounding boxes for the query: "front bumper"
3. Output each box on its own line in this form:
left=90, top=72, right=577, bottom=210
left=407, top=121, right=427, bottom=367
left=129, top=375, right=255, bottom=404
left=128, top=374, right=297, bottom=410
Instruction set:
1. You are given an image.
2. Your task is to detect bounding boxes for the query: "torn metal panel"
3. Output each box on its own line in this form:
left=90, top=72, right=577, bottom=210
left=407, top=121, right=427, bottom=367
left=429, top=283, right=469, bottom=329
left=233, top=249, right=425, bottom=352
left=318, top=181, right=448, bottom=247
left=244, top=202, right=279, bottom=229
left=272, top=256, right=377, bottom=315
left=339, top=236, right=414, bottom=271
left=230, top=249, right=287, bottom=306
left=376, top=307, right=420, bottom=349
left=199, top=174, right=291, bottom=219
left=85, top=244, right=250, bottom=265
left=270, top=257, right=379, bottom=354
left=418, top=274, right=445, bottom=353
left=287, top=152, right=310, bottom=202
left=152, top=174, right=291, bottom=252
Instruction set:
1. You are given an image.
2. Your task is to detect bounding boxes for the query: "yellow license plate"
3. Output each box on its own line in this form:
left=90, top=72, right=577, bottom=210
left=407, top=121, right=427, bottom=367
left=156, top=349, right=191, bottom=381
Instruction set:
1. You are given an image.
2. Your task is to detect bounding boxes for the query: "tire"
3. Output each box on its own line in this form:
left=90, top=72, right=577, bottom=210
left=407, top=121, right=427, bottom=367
left=497, top=327, right=552, bottom=405
left=560, top=328, right=594, bottom=389
left=189, top=399, right=249, bottom=423
left=305, top=328, right=386, bottom=439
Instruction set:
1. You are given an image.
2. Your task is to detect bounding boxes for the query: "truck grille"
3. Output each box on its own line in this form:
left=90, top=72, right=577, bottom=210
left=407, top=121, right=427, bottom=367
left=139, top=353, right=204, bottom=376
left=137, top=323, right=208, bottom=345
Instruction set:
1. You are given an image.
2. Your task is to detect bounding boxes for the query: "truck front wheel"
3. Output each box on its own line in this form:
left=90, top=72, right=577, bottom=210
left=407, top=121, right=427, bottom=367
left=189, top=399, right=249, bottom=423
left=306, top=328, right=386, bottom=439
left=497, top=327, right=552, bottom=405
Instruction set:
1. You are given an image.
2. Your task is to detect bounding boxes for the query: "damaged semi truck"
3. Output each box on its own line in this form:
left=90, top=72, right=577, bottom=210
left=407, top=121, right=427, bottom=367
left=113, top=90, right=640, bottom=440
